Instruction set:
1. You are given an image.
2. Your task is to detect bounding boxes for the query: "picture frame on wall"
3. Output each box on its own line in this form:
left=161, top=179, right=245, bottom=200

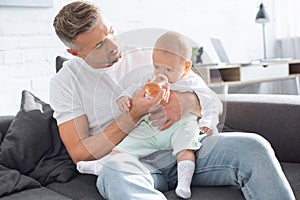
left=0, top=0, right=53, bottom=8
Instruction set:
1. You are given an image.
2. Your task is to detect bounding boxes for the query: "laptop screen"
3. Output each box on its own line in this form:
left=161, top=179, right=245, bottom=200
left=210, top=38, right=230, bottom=63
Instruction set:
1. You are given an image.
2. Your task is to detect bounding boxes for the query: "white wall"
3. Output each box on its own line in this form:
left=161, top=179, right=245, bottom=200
left=99, top=0, right=275, bottom=62
left=0, top=0, right=275, bottom=115
left=0, top=0, right=71, bottom=115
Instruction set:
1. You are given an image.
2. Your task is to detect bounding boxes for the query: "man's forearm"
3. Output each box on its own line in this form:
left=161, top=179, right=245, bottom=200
left=176, top=92, right=202, bottom=117
left=103, top=112, right=139, bottom=144
left=79, top=89, right=165, bottom=160
left=82, top=112, right=140, bottom=160
left=188, top=92, right=202, bottom=117
left=152, top=91, right=202, bottom=130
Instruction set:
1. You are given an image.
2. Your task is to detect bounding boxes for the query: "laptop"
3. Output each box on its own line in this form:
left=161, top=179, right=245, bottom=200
left=210, top=38, right=251, bottom=66
left=210, top=38, right=230, bottom=64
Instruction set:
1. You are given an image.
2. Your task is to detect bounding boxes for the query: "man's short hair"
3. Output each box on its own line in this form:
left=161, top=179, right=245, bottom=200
left=53, top=1, right=100, bottom=48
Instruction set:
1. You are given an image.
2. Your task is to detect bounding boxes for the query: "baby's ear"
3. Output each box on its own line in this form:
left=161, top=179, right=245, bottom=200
left=183, top=61, right=192, bottom=76
left=185, top=61, right=192, bottom=70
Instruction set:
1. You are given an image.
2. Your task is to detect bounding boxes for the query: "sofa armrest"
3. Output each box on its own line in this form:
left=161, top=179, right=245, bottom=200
left=0, top=115, right=15, bottom=135
left=219, top=94, right=300, bottom=163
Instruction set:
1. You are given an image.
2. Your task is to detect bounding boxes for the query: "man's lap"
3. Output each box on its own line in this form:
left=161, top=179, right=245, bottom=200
left=98, top=132, right=268, bottom=192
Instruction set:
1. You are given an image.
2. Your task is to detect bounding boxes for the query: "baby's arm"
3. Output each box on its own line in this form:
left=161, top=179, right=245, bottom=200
left=171, top=72, right=222, bottom=133
left=117, top=96, right=132, bottom=113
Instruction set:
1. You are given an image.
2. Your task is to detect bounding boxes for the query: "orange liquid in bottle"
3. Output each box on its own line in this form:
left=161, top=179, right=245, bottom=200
left=144, top=82, right=161, bottom=98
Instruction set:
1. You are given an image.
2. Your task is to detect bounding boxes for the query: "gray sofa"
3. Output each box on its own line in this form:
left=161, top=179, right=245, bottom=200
left=0, top=93, right=299, bottom=200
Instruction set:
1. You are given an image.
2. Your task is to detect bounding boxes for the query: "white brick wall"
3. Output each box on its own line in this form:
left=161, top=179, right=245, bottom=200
left=0, top=1, right=70, bottom=115
left=0, top=0, right=275, bottom=115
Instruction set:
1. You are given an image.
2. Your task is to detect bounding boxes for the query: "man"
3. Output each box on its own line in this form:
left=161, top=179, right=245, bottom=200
left=50, top=1, right=295, bottom=200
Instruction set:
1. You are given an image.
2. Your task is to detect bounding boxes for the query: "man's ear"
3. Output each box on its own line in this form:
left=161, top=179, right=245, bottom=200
left=67, top=49, right=79, bottom=56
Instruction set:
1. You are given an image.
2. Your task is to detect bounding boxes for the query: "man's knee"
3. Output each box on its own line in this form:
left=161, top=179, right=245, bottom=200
left=100, top=153, right=150, bottom=174
left=239, top=133, right=274, bottom=157
left=96, top=153, right=157, bottom=199
left=222, top=133, right=276, bottom=165
left=196, top=133, right=275, bottom=162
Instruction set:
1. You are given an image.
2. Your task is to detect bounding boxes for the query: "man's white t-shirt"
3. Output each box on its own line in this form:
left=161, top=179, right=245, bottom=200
left=49, top=47, right=152, bottom=135
left=50, top=46, right=222, bottom=135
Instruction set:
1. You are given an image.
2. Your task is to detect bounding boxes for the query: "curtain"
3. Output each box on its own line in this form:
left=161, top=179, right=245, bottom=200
left=274, top=0, right=300, bottom=59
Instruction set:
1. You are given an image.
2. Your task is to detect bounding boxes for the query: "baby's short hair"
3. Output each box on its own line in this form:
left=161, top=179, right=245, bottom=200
left=154, top=31, right=192, bottom=61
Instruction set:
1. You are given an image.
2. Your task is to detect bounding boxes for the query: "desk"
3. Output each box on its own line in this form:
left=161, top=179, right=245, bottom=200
left=192, top=60, right=300, bottom=94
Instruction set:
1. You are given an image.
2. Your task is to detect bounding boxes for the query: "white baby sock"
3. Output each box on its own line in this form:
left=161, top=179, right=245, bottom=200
left=175, top=160, right=195, bottom=199
left=76, top=155, right=112, bottom=175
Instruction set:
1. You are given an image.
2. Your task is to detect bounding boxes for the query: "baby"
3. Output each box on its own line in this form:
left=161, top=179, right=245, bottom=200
left=77, top=31, right=220, bottom=199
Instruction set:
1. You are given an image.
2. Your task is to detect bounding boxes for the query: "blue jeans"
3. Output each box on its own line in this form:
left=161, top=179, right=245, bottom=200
left=96, top=133, right=295, bottom=200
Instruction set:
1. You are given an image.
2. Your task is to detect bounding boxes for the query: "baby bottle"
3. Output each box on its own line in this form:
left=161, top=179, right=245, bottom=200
left=144, top=74, right=168, bottom=99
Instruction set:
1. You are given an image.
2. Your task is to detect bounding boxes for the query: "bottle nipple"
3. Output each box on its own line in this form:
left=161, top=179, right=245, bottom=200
left=144, top=74, right=168, bottom=99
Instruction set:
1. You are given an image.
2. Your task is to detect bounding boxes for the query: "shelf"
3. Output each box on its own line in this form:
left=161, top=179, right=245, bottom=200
left=192, top=64, right=240, bottom=84
left=289, top=60, right=300, bottom=74
left=192, top=60, right=300, bottom=85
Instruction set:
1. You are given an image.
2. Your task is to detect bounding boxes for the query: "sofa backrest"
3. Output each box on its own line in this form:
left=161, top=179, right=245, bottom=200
left=221, top=94, right=300, bottom=163
left=0, top=116, right=15, bottom=136
left=55, top=56, right=69, bottom=73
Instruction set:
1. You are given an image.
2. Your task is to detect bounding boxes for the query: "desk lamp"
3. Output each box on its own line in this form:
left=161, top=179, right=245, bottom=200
left=255, top=3, right=270, bottom=60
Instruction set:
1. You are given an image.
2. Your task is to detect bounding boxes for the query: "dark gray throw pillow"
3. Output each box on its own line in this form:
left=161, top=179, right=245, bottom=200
left=0, top=131, right=3, bottom=144
left=0, top=90, right=77, bottom=185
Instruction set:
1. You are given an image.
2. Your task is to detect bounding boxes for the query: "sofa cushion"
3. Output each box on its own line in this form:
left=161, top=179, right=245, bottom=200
left=165, top=185, right=244, bottom=199
left=0, top=187, right=73, bottom=200
left=47, top=174, right=103, bottom=200
left=0, top=164, right=41, bottom=197
left=281, top=162, right=300, bottom=199
left=47, top=174, right=245, bottom=200
left=0, top=90, right=77, bottom=186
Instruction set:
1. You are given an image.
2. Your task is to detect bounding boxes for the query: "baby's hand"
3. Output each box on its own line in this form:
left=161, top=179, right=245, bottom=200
left=200, top=126, right=213, bottom=135
left=117, top=96, right=132, bottom=112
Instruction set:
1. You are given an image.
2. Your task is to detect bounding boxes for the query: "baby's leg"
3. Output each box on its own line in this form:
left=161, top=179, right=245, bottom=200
left=175, top=150, right=195, bottom=199
left=77, top=151, right=120, bottom=175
